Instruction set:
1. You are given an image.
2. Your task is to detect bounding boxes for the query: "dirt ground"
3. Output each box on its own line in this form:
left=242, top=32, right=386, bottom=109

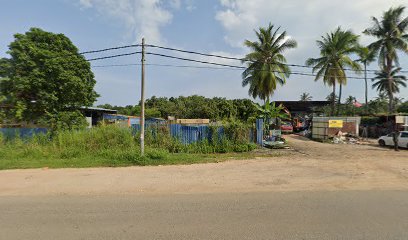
left=1, top=135, right=407, bottom=196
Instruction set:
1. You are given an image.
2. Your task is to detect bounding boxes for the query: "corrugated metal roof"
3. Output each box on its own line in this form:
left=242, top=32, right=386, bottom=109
left=80, top=107, right=118, bottom=113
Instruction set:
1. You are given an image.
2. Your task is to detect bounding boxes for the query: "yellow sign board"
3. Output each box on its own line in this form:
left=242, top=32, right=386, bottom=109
left=396, top=116, right=405, bottom=124
left=176, top=119, right=210, bottom=125
left=329, top=120, right=343, bottom=128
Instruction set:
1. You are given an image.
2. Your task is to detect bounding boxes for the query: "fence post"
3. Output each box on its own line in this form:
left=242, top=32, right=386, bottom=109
left=256, top=119, right=263, bottom=146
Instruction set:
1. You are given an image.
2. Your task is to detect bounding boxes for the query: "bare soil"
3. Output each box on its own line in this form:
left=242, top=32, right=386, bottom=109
left=1, top=135, right=407, bottom=196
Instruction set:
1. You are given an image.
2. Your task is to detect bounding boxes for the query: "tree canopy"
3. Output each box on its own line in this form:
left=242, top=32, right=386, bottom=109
left=364, top=6, right=408, bottom=113
left=98, top=95, right=259, bottom=123
left=242, top=23, right=297, bottom=103
left=306, top=27, right=361, bottom=115
left=0, top=28, right=99, bottom=124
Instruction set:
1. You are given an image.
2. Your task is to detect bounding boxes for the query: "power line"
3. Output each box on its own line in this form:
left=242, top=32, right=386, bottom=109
left=91, top=59, right=369, bottom=80
left=146, top=52, right=244, bottom=69
left=145, top=52, right=371, bottom=79
left=146, top=43, right=408, bottom=73
left=146, top=44, right=247, bottom=62
left=92, top=63, right=235, bottom=70
left=78, top=43, right=407, bottom=73
left=80, top=44, right=140, bottom=55
left=86, top=52, right=142, bottom=61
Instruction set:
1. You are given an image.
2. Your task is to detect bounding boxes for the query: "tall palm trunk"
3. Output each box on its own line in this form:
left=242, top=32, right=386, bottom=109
left=331, top=82, right=336, bottom=116
left=386, top=56, right=394, bottom=114
left=265, top=95, right=271, bottom=133
left=364, top=62, right=368, bottom=111
left=337, top=84, right=342, bottom=115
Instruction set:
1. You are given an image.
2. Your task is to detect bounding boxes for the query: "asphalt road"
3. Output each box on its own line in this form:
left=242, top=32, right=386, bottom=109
left=1, top=191, right=408, bottom=240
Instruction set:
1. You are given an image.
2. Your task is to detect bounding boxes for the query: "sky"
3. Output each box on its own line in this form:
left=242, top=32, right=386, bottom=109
left=1, top=0, right=407, bottom=106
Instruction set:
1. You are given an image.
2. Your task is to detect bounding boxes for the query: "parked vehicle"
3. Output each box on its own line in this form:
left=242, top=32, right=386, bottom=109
left=378, top=131, right=408, bottom=148
left=280, top=122, right=293, bottom=134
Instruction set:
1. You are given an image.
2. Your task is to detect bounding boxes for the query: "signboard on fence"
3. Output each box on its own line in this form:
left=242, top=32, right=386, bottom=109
left=396, top=116, right=405, bottom=124
left=328, top=120, right=343, bottom=128
left=176, top=119, right=210, bottom=125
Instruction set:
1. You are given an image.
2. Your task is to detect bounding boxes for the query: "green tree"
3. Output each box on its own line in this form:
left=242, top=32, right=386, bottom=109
left=364, top=6, right=408, bottom=113
left=242, top=23, right=297, bottom=104
left=256, top=102, right=290, bottom=132
left=345, top=96, right=357, bottom=115
left=306, top=27, right=361, bottom=115
left=232, top=99, right=258, bottom=122
left=357, top=47, right=376, bottom=107
left=326, top=93, right=338, bottom=103
left=0, top=28, right=99, bottom=124
left=372, top=67, right=407, bottom=104
left=300, top=92, right=312, bottom=101
left=398, top=101, right=408, bottom=113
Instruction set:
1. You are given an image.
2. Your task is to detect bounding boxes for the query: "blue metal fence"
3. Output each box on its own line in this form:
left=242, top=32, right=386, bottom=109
left=132, top=123, right=262, bottom=145
left=256, top=119, right=263, bottom=145
left=1, top=122, right=263, bottom=145
left=0, top=128, right=48, bottom=139
left=170, top=125, right=212, bottom=144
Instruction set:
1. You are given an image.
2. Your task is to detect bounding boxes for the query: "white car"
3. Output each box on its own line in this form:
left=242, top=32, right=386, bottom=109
left=378, top=131, right=408, bottom=148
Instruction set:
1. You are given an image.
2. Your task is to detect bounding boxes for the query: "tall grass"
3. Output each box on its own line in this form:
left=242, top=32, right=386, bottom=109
left=143, top=123, right=256, bottom=154
left=0, top=125, right=257, bottom=169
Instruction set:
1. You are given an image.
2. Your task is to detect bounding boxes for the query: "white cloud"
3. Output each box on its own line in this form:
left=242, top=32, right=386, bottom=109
left=79, top=0, right=93, bottom=8
left=185, top=0, right=196, bottom=12
left=216, top=0, right=407, bottom=48
left=78, top=0, right=174, bottom=44
left=215, top=0, right=408, bottom=101
left=169, top=0, right=181, bottom=9
left=78, top=0, right=197, bottom=44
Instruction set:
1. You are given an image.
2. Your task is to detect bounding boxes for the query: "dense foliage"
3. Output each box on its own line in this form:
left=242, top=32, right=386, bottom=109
left=317, top=92, right=407, bottom=116
left=98, top=95, right=259, bottom=122
left=0, top=28, right=99, bottom=128
left=364, top=6, right=408, bottom=113
left=0, top=125, right=258, bottom=169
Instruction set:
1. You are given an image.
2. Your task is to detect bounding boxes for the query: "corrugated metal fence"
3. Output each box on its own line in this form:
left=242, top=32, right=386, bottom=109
left=132, top=124, right=260, bottom=145
left=0, top=128, right=48, bottom=139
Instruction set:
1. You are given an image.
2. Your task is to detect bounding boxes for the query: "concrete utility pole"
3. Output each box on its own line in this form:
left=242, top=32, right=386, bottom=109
left=140, top=38, right=146, bottom=155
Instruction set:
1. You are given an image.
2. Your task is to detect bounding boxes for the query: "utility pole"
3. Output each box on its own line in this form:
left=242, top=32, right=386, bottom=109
left=140, top=38, right=146, bottom=155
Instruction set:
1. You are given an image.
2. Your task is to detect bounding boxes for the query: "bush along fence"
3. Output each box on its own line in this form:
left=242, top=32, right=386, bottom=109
left=0, top=128, right=48, bottom=140
left=132, top=122, right=263, bottom=145
left=131, top=122, right=258, bottom=153
left=0, top=121, right=264, bottom=145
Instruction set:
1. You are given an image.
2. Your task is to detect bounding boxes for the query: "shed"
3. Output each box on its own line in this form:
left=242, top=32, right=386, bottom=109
left=312, top=117, right=361, bottom=140
left=80, top=107, right=118, bottom=127
left=273, top=101, right=330, bottom=116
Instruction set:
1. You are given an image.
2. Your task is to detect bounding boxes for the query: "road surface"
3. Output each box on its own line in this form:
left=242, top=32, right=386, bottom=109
left=1, top=191, right=408, bottom=240
left=1, top=135, right=408, bottom=239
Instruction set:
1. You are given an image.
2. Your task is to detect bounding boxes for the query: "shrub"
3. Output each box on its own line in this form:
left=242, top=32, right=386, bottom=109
left=146, top=148, right=169, bottom=160
left=47, top=111, right=88, bottom=133
left=223, top=121, right=252, bottom=143
left=53, top=125, right=134, bottom=152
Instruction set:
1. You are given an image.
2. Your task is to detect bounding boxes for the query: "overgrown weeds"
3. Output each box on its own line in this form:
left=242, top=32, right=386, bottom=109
left=0, top=125, right=260, bottom=169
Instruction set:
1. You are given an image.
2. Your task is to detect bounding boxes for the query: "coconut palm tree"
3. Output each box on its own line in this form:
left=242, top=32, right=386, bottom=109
left=345, top=96, right=357, bottom=105
left=372, top=67, right=407, bottom=105
left=345, top=95, right=358, bottom=115
left=357, top=47, right=376, bottom=107
left=242, top=23, right=297, bottom=105
left=306, top=27, right=361, bottom=116
left=326, top=93, right=338, bottom=103
left=364, top=6, right=408, bottom=113
left=299, top=92, right=312, bottom=101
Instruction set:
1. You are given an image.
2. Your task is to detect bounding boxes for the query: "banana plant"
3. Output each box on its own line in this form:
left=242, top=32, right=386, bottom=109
left=255, top=102, right=291, bottom=133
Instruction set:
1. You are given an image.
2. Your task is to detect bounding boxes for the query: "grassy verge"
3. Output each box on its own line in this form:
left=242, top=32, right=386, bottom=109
left=0, top=125, right=282, bottom=170
left=0, top=151, right=283, bottom=170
